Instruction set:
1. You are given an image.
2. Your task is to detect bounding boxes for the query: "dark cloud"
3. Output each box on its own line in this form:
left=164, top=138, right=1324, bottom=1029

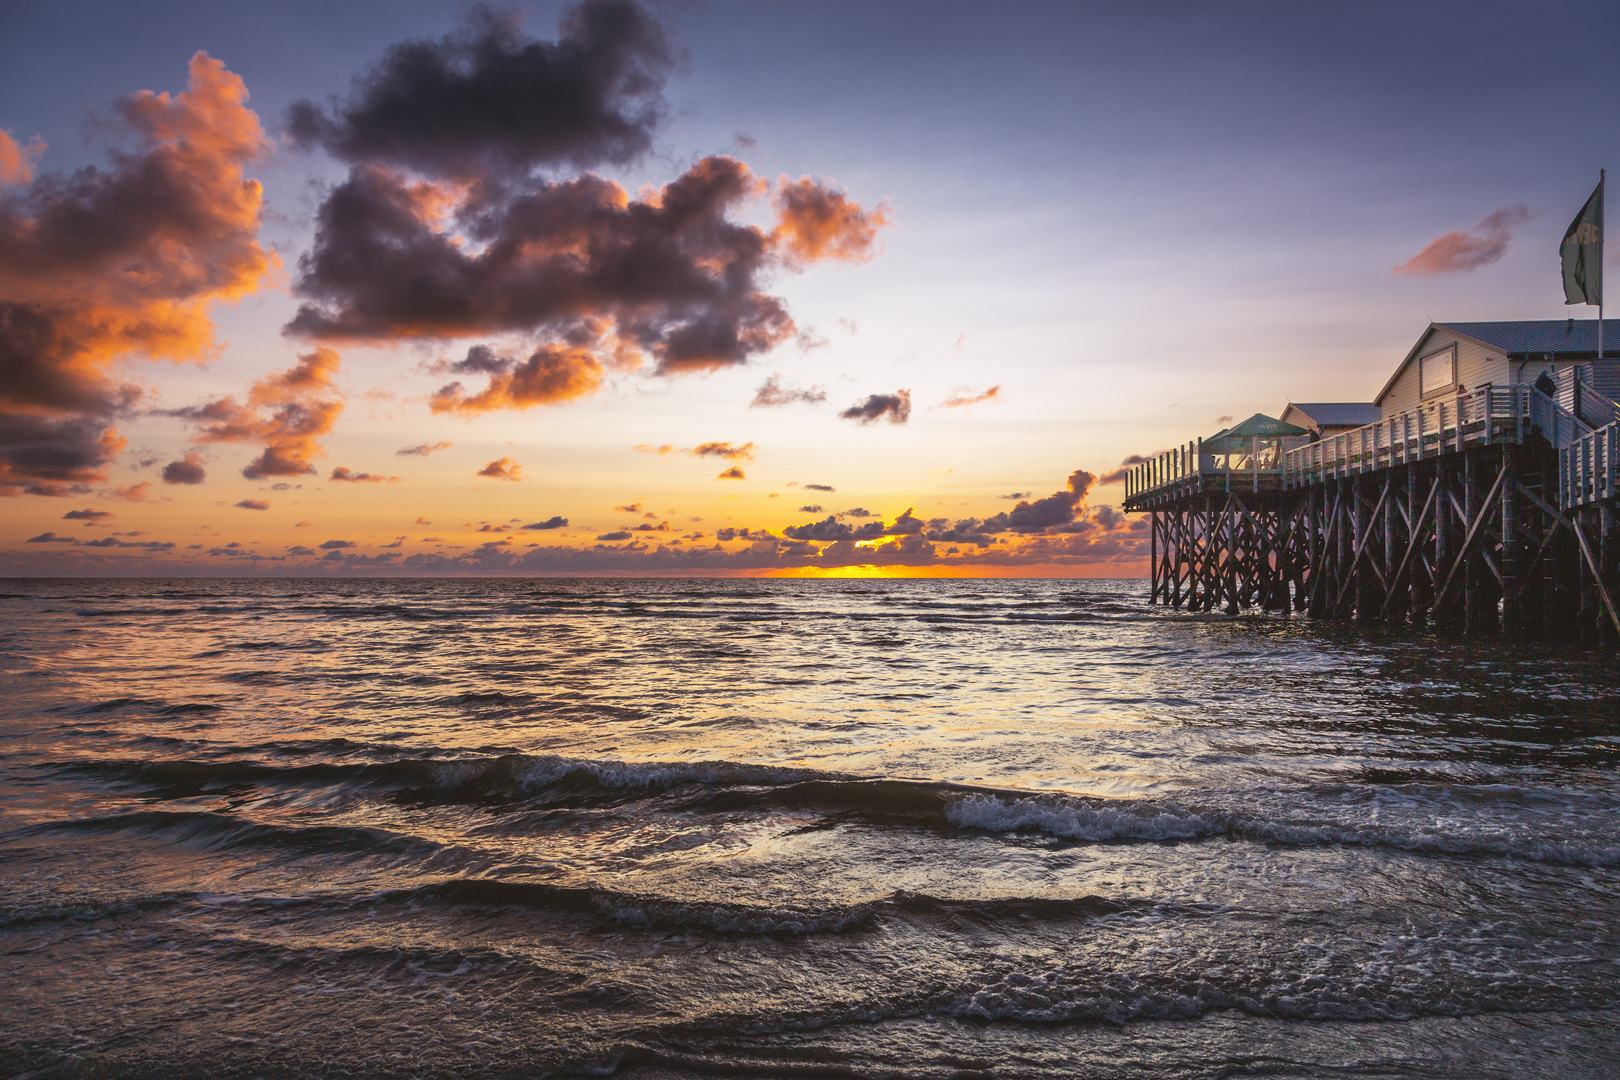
left=596, top=530, right=631, bottom=540
left=750, top=374, right=827, bottom=408
left=803, top=483, right=834, bottom=492
left=62, top=508, right=112, bottom=521
left=840, top=389, right=911, bottom=425
left=287, top=155, right=818, bottom=379
left=716, top=466, right=746, bottom=480
left=715, top=526, right=773, bottom=541
left=1394, top=204, right=1536, bottom=276
left=0, top=54, right=271, bottom=497
left=1099, top=453, right=1155, bottom=486
left=981, top=470, right=1095, bottom=534
left=999, top=491, right=1031, bottom=500
left=286, top=1, right=677, bottom=181
left=842, top=507, right=874, bottom=517
left=162, top=453, right=207, bottom=485
left=781, top=515, right=883, bottom=542
left=523, top=515, right=568, bottom=530
left=396, top=440, right=453, bottom=456
left=0, top=406, right=127, bottom=497
left=798, top=504, right=822, bottom=513
left=319, top=539, right=356, bottom=549
left=23, top=530, right=173, bottom=551
left=235, top=499, right=270, bottom=510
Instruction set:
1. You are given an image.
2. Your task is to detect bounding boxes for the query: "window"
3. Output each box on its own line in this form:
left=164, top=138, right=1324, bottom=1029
left=1419, top=345, right=1456, bottom=398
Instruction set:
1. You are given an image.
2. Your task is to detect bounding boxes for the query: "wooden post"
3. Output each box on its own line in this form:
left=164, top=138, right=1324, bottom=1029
left=1500, top=445, right=1520, bottom=636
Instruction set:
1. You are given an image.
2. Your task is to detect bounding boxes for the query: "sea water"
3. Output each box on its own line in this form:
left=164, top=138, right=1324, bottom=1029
left=1, top=577, right=1617, bottom=1077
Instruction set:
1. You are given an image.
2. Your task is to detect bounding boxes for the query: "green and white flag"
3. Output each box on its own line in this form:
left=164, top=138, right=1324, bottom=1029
left=1562, top=178, right=1603, bottom=306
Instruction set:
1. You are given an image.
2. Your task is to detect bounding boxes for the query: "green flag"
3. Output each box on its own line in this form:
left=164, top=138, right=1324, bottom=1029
left=1562, top=179, right=1603, bottom=306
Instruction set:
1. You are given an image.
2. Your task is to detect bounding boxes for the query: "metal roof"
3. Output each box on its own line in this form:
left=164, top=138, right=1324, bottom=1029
left=1284, top=402, right=1381, bottom=428
left=1436, top=319, right=1611, bottom=355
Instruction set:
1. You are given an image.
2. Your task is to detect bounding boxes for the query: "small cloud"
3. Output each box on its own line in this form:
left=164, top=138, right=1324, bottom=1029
left=108, top=482, right=154, bottom=502
left=596, top=530, right=632, bottom=541
left=717, top=466, right=747, bottom=480
left=840, top=390, right=911, bottom=425
left=751, top=374, right=827, bottom=408
left=616, top=502, right=643, bottom=513
left=1394, top=204, right=1537, bottom=276
left=415, top=517, right=431, bottom=525
left=62, top=508, right=112, bottom=521
left=1215, top=414, right=1234, bottom=424
left=162, top=454, right=207, bottom=485
left=798, top=504, right=823, bottom=513
left=843, top=507, right=874, bottom=518
left=294, top=521, right=313, bottom=528
left=936, top=385, right=1001, bottom=409
left=803, top=483, right=835, bottom=492
left=330, top=466, right=398, bottom=483
left=319, top=539, right=355, bottom=549
left=235, top=499, right=270, bottom=510
left=476, top=457, right=524, bottom=481
left=692, top=441, right=756, bottom=461
left=397, top=441, right=453, bottom=456
left=632, top=444, right=676, bottom=455
left=837, top=317, right=859, bottom=335
left=523, top=516, right=568, bottom=530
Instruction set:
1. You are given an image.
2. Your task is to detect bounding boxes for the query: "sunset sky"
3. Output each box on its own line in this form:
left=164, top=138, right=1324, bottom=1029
left=3, top=0, right=1617, bottom=577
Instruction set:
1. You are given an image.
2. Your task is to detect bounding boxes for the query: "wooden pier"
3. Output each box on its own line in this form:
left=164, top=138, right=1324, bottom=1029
left=1123, top=384, right=1620, bottom=642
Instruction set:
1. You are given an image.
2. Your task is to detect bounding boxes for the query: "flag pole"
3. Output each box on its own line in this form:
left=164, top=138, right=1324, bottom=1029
left=1600, top=168, right=1606, bottom=360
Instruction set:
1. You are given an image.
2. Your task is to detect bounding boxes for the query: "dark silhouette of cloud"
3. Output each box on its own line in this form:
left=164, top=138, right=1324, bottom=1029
left=286, top=1, right=676, bottom=180
left=717, top=466, right=746, bottom=479
left=235, top=499, right=270, bottom=510
left=750, top=374, right=827, bottom=408
left=840, top=390, right=910, bottom=425
left=161, top=453, right=207, bottom=485
left=396, top=440, right=452, bottom=456
left=981, top=470, right=1095, bottom=533
left=523, top=515, right=568, bottom=530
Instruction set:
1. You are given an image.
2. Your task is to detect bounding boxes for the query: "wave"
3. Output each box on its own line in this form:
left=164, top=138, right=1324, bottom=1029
left=945, top=790, right=1620, bottom=867
left=48, top=752, right=847, bottom=808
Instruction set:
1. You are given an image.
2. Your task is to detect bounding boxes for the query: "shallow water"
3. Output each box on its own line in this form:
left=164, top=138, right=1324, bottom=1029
left=1, top=577, right=1617, bottom=1078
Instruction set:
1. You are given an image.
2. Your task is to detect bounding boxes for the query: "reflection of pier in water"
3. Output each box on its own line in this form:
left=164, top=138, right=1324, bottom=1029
left=1122, top=320, right=1620, bottom=643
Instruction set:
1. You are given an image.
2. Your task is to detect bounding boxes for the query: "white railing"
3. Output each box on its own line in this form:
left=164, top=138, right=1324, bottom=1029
left=1563, top=422, right=1620, bottom=508
left=1281, top=386, right=1544, bottom=487
left=1124, top=384, right=1613, bottom=511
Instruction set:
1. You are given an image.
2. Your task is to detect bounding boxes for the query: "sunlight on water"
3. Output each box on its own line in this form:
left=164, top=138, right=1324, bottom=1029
left=1, top=578, right=1618, bottom=1077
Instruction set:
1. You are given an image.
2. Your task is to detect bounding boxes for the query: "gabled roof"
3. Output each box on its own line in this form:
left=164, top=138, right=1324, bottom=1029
left=1437, top=319, right=1608, bottom=355
left=1375, top=319, right=1612, bottom=406
left=1283, top=402, right=1381, bottom=429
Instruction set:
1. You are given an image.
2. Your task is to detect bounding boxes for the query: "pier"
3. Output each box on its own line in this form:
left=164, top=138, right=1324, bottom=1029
left=1122, top=321, right=1620, bottom=642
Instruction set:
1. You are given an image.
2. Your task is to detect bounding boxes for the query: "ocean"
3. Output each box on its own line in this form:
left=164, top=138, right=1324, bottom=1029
left=1, top=576, right=1617, bottom=1079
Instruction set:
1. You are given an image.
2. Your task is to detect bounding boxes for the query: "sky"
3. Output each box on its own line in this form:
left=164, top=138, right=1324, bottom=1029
left=2, top=0, right=1618, bottom=578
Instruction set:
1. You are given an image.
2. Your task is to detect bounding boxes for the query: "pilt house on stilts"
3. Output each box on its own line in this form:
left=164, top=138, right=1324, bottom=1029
left=1122, top=319, right=1620, bottom=643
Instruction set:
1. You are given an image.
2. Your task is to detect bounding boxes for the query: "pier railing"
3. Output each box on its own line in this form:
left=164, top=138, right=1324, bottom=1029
left=1123, top=385, right=1619, bottom=512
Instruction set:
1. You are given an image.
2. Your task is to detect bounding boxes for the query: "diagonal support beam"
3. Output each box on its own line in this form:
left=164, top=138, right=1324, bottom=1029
left=1431, top=462, right=1507, bottom=615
